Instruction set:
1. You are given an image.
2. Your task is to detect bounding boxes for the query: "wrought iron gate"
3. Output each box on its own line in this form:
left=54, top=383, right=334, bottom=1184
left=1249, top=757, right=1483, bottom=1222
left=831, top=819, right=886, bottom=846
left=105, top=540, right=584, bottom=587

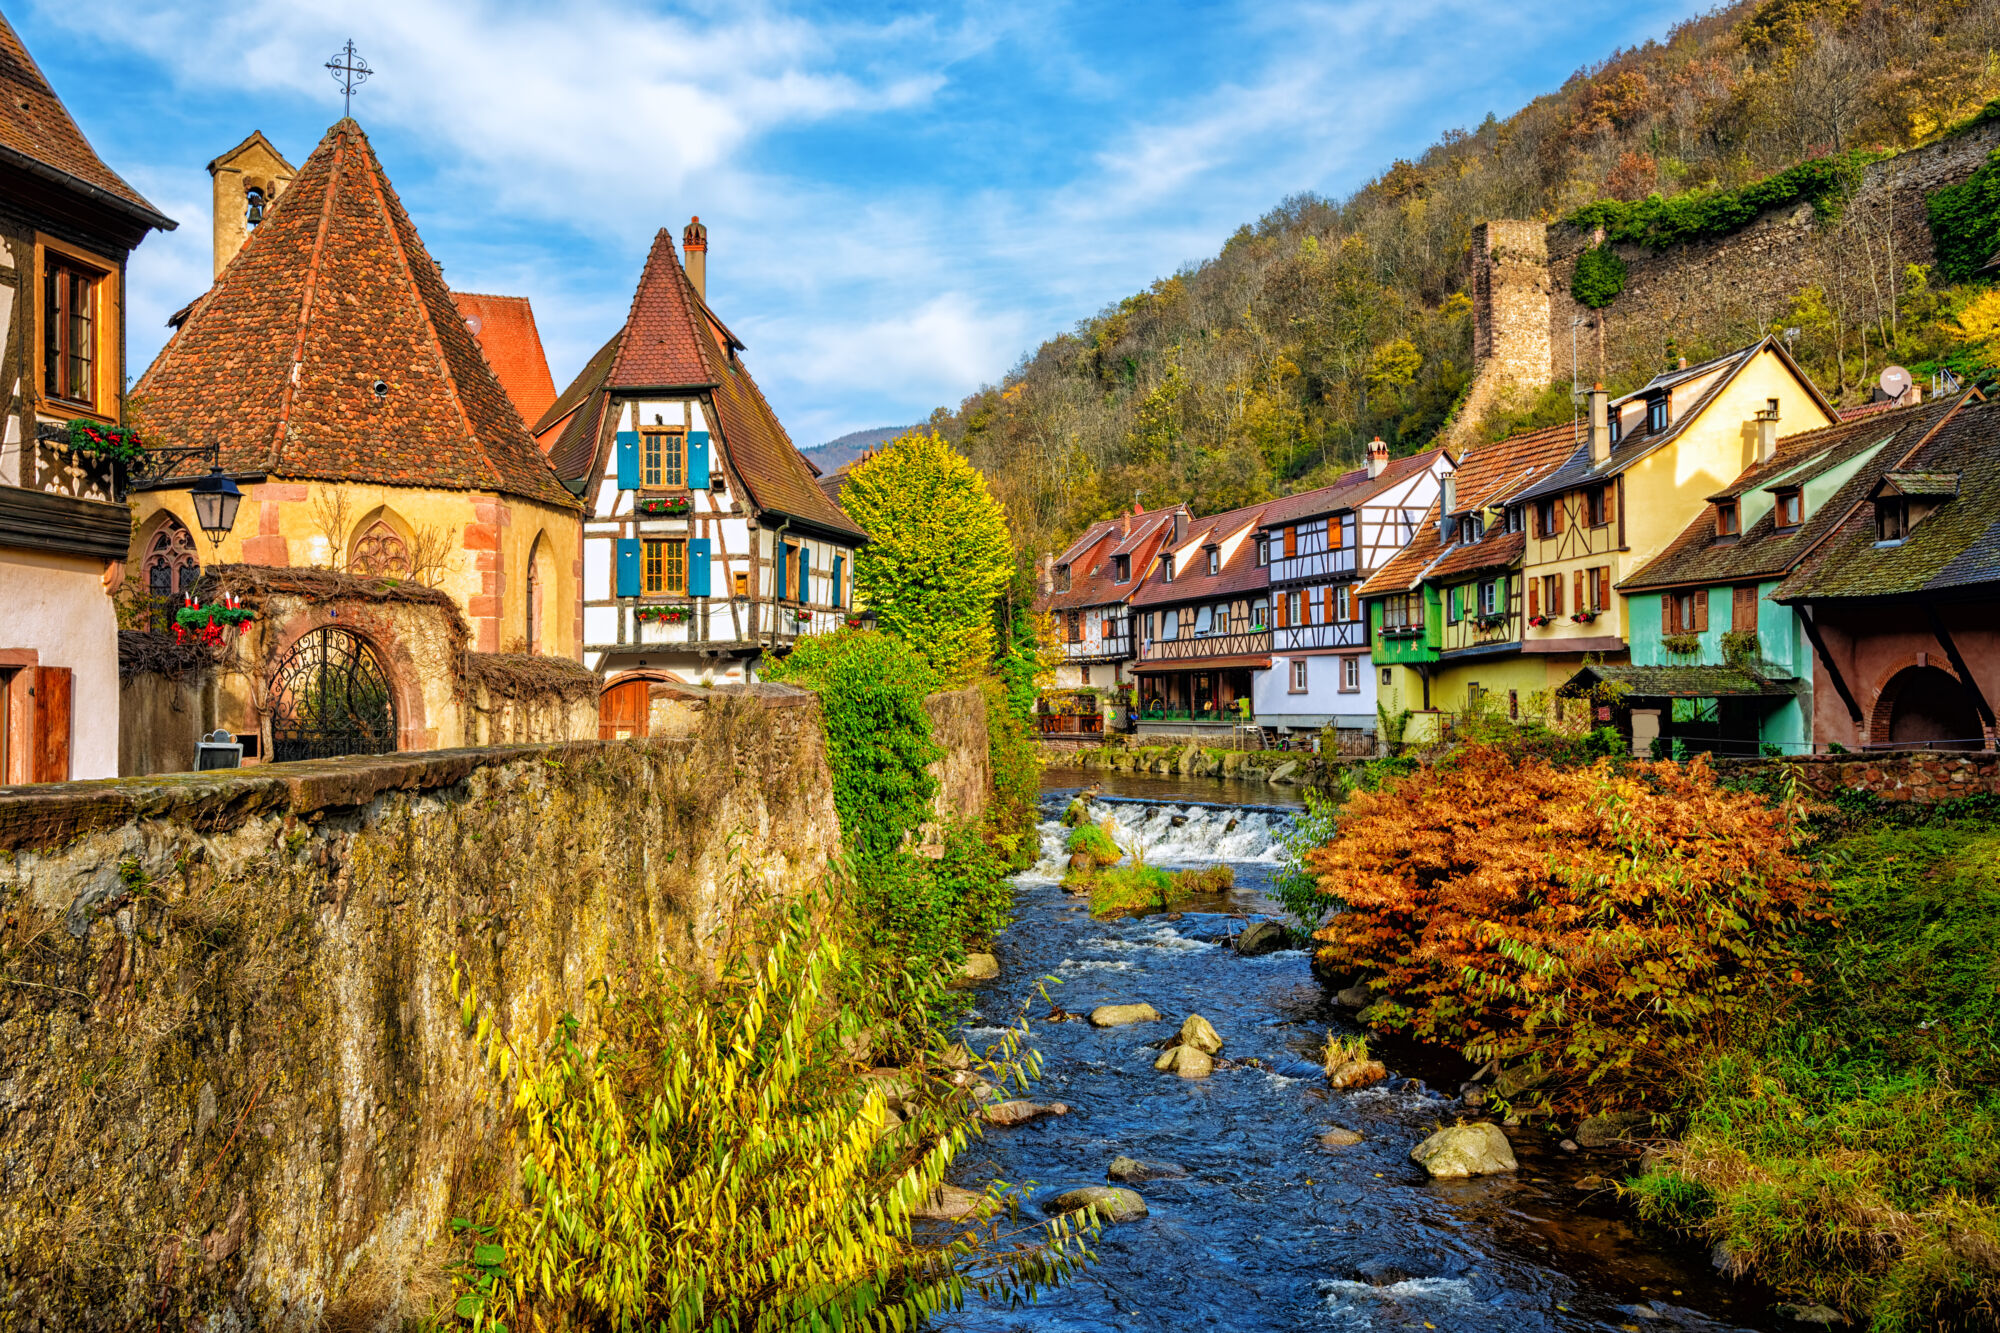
left=267, top=627, right=397, bottom=762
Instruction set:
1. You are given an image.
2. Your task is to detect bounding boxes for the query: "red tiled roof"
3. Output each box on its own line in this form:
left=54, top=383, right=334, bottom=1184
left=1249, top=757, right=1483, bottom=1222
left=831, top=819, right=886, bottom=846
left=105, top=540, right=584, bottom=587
left=454, top=292, right=558, bottom=429
left=543, top=228, right=865, bottom=541
left=1256, top=446, right=1448, bottom=528
left=133, top=120, right=575, bottom=509
left=1130, top=502, right=1272, bottom=607
left=1048, top=506, right=1184, bottom=612
left=0, top=12, right=172, bottom=229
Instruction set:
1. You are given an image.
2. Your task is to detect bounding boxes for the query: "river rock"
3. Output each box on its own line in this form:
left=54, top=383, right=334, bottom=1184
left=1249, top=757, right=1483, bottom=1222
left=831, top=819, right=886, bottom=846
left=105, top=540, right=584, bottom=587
left=959, top=952, right=1000, bottom=983
left=912, top=1183, right=987, bottom=1221
left=1575, top=1109, right=1650, bottom=1147
left=1326, top=1057, right=1388, bottom=1091
left=872, top=1106, right=905, bottom=1143
left=1154, top=1045, right=1214, bottom=1079
left=1106, top=1156, right=1186, bottom=1182
left=1235, top=922, right=1287, bottom=956
left=1334, top=984, right=1373, bottom=1008
left=1410, top=1122, right=1518, bottom=1178
left=938, top=1042, right=974, bottom=1070
left=1062, top=798, right=1090, bottom=827
left=1175, top=1013, right=1223, bottom=1054
left=982, top=1099, right=1069, bottom=1126
left=1318, top=1128, right=1364, bottom=1149
left=1492, top=1065, right=1550, bottom=1099
left=1268, top=760, right=1300, bottom=786
left=1712, top=1240, right=1749, bottom=1277
left=862, top=1068, right=918, bottom=1112
left=1067, top=852, right=1092, bottom=871
left=1773, top=1303, right=1846, bottom=1326
left=1044, top=1185, right=1149, bottom=1223
left=1089, top=1003, right=1161, bottom=1027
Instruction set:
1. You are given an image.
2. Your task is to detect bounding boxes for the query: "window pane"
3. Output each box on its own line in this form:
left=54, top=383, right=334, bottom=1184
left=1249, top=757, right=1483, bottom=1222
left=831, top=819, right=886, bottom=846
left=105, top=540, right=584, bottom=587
left=643, top=540, right=663, bottom=593
left=665, top=433, right=684, bottom=487
left=666, top=540, right=686, bottom=593
left=643, top=433, right=662, bottom=487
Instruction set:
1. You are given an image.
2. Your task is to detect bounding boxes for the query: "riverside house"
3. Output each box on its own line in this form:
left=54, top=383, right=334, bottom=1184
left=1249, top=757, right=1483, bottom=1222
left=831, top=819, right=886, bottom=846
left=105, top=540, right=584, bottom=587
left=1044, top=502, right=1188, bottom=694
left=1594, top=393, right=1971, bottom=757
left=1359, top=422, right=1575, bottom=734
left=1129, top=502, right=1272, bottom=736
left=1248, top=439, right=1450, bottom=740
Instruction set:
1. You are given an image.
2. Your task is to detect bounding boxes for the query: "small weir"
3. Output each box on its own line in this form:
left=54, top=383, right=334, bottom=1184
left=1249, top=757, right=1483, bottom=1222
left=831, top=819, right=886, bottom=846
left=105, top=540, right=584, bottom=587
left=944, top=772, right=1780, bottom=1332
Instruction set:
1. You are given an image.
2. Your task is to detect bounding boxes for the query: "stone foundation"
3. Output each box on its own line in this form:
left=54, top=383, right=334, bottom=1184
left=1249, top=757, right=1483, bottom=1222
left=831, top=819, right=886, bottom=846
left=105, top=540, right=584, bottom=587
left=1717, top=749, right=2000, bottom=802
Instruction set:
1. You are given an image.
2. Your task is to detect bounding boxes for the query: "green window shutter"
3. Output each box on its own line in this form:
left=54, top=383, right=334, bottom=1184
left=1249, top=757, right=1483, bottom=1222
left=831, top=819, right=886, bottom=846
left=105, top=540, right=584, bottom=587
left=688, top=538, right=711, bottom=597
left=831, top=553, right=844, bottom=609
left=688, top=431, right=711, bottom=489
left=616, top=432, right=640, bottom=490
left=615, top=538, right=641, bottom=597
left=799, top=546, right=811, bottom=603
left=775, top=543, right=789, bottom=601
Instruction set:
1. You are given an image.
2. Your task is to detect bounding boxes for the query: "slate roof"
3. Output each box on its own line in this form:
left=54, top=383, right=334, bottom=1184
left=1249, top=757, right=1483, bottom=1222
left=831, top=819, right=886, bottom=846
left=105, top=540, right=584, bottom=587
left=1512, top=337, right=1838, bottom=507
left=453, top=292, right=558, bottom=431
left=1562, top=663, right=1794, bottom=698
left=1254, top=446, right=1447, bottom=528
left=1622, top=396, right=1963, bottom=593
left=1776, top=397, right=2000, bottom=601
left=133, top=119, right=575, bottom=509
left=0, top=12, right=173, bottom=229
left=1048, top=506, right=1184, bottom=613
left=1129, top=502, right=1271, bottom=608
left=543, top=228, right=866, bottom=541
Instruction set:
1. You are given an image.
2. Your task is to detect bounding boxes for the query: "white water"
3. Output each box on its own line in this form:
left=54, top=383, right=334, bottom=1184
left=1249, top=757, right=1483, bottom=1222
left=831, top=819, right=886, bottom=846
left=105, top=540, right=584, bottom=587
left=1027, top=798, right=1294, bottom=879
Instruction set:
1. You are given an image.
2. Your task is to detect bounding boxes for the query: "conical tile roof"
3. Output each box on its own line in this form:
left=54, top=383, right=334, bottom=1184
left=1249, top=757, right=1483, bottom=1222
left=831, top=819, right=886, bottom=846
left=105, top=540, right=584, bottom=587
left=134, top=119, right=575, bottom=509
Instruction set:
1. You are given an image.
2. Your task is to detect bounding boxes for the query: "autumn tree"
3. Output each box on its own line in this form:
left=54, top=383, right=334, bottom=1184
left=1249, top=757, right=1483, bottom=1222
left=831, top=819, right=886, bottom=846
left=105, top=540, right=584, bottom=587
left=840, top=429, right=1016, bottom=687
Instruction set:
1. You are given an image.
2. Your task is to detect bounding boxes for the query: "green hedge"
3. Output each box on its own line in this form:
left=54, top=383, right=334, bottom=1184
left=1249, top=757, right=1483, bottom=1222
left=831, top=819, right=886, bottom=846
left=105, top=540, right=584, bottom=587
left=1927, top=148, right=2000, bottom=282
left=1567, top=149, right=1883, bottom=250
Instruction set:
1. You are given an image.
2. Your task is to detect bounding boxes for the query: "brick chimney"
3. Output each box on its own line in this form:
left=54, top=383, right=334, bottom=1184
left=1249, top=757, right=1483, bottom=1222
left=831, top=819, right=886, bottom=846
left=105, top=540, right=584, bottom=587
left=1588, top=385, right=1611, bottom=466
left=1754, top=399, right=1780, bottom=465
left=1366, top=437, right=1389, bottom=479
left=683, top=216, right=708, bottom=301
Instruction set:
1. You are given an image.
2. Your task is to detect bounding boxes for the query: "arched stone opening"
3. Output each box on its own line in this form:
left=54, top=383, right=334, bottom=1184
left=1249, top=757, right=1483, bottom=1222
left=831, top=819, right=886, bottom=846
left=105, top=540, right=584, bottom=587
left=347, top=505, right=419, bottom=579
left=1872, top=664, right=1983, bottom=751
left=260, top=608, right=430, bottom=757
left=527, top=531, right=557, bottom=654
left=597, top=668, right=685, bottom=740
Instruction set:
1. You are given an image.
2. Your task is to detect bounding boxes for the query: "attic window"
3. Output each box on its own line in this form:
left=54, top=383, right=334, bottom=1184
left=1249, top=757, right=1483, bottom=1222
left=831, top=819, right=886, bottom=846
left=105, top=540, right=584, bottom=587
left=1773, top=487, right=1803, bottom=531
left=1609, top=410, right=1623, bottom=445
left=1205, top=546, right=1220, bottom=575
left=1506, top=506, right=1524, bottom=534
left=1113, top=553, right=1130, bottom=583
left=1648, top=394, right=1670, bottom=434
left=1255, top=536, right=1268, bottom=566
left=1054, top=563, right=1072, bottom=593
left=1715, top=500, right=1740, bottom=538
left=1586, top=485, right=1610, bottom=528
left=1162, top=553, right=1175, bottom=582
left=1464, top=514, right=1485, bottom=543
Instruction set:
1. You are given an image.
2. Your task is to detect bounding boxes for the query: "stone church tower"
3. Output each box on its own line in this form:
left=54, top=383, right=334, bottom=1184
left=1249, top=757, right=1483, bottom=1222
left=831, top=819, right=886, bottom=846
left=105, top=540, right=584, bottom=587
left=207, top=131, right=296, bottom=277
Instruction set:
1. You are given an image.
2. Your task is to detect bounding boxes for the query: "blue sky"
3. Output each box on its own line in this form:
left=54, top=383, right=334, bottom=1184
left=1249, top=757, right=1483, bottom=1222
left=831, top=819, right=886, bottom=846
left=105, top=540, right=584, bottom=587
left=18, top=0, right=1698, bottom=447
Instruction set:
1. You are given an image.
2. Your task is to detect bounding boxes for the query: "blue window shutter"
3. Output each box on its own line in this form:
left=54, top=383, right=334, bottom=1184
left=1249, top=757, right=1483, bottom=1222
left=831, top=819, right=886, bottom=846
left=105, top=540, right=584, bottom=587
left=775, top=543, right=789, bottom=601
left=831, top=554, right=844, bottom=609
left=616, top=431, right=640, bottom=490
left=799, top=546, right=811, bottom=603
left=616, top=538, right=641, bottom=597
left=688, top=431, right=711, bottom=489
left=688, top=538, right=711, bottom=597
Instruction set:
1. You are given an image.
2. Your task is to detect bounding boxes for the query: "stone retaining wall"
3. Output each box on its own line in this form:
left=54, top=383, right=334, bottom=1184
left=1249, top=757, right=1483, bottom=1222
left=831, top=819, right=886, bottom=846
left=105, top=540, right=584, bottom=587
left=1717, top=749, right=2000, bottom=802
left=0, top=686, right=851, bottom=1328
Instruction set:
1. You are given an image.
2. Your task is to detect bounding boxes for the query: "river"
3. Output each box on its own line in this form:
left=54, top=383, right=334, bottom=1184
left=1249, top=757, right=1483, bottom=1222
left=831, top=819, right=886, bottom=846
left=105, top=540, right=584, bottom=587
left=942, top=768, right=1781, bottom=1333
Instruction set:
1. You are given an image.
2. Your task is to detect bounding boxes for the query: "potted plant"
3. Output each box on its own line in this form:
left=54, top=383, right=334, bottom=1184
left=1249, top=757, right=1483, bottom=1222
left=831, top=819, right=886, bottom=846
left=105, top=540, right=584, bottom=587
left=635, top=495, right=692, bottom=517
left=64, top=419, right=149, bottom=466
left=1527, top=613, right=1552, bottom=628
left=635, top=605, right=689, bottom=624
left=1570, top=609, right=1598, bottom=625
left=174, top=591, right=255, bottom=644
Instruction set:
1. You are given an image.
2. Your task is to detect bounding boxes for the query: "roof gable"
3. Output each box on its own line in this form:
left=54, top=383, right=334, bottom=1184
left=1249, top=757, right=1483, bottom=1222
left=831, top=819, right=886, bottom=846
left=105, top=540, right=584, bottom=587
left=608, top=230, right=721, bottom=389
left=132, top=119, right=574, bottom=509
left=454, top=292, right=558, bottom=429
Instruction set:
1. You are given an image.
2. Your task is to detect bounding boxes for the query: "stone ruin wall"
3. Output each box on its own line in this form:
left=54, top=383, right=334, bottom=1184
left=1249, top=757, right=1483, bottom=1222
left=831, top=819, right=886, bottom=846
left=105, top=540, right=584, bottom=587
left=0, top=684, right=991, bottom=1330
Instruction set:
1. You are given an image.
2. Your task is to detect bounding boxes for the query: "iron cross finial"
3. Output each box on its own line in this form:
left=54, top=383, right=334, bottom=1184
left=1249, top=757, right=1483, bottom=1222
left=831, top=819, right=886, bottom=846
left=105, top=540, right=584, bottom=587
left=325, top=39, right=371, bottom=118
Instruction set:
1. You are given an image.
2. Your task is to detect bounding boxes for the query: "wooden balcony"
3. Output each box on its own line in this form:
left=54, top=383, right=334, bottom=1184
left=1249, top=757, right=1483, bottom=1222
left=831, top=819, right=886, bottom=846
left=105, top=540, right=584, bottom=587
left=1036, top=714, right=1105, bottom=736
left=1274, top=620, right=1367, bottom=652
left=1139, top=627, right=1272, bottom=663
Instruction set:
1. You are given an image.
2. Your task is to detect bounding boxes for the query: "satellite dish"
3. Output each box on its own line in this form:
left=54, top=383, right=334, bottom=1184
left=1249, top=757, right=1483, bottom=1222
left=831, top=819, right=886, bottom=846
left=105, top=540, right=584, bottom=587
left=1880, top=365, right=1912, bottom=400
left=464, top=315, right=483, bottom=337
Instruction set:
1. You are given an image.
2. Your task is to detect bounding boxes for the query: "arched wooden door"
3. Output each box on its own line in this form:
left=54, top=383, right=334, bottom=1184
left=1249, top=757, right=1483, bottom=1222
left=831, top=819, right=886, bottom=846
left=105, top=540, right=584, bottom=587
left=598, top=678, right=650, bottom=740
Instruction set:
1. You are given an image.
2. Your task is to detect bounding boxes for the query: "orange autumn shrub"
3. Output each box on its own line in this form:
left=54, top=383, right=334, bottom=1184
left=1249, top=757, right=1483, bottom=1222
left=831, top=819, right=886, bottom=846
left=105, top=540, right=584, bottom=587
left=1309, top=744, right=1824, bottom=1110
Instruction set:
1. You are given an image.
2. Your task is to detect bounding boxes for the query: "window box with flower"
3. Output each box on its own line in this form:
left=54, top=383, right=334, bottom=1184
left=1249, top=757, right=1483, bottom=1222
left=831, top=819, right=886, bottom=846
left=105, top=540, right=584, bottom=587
left=635, top=605, right=691, bottom=625
left=1527, top=613, right=1554, bottom=628
left=173, top=591, right=255, bottom=644
left=635, top=495, right=692, bottom=517
left=1570, top=609, right=1599, bottom=625
left=1474, top=611, right=1509, bottom=630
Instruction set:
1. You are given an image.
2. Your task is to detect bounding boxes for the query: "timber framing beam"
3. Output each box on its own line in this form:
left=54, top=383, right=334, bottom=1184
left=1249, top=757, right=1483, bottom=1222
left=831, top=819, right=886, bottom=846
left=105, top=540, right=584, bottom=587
left=1797, top=604, right=1863, bottom=725
left=1923, top=603, right=1997, bottom=730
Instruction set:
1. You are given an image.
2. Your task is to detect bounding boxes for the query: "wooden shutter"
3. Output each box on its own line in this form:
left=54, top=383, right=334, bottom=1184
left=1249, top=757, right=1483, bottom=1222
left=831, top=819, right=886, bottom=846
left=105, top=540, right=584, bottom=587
left=830, top=553, right=844, bottom=609
left=1694, top=588, right=1709, bottom=632
left=1663, top=593, right=1675, bottom=634
left=615, top=538, right=642, bottom=597
left=616, top=431, right=640, bottom=490
left=775, top=544, right=789, bottom=601
left=1733, top=584, right=1758, bottom=633
left=1284, top=526, right=1297, bottom=558
left=1528, top=579, right=1539, bottom=618
left=32, top=666, right=71, bottom=783
left=1596, top=567, right=1611, bottom=614
left=1553, top=501, right=1566, bottom=535
left=1573, top=569, right=1585, bottom=615
left=1330, top=518, right=1343, bottom=548
left=688, top=431, right=711, bottom=489
left=1274, top=593, right=1289, bottom=628
left=688, top=538, right=712, bottom=598
left=799, top=546, right=811, bottom=604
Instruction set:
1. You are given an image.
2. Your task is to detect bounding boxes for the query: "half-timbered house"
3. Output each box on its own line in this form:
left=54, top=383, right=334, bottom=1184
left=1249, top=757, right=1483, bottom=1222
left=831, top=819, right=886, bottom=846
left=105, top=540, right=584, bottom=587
left=1045, top=502, right=1187, bottom=691
left=1248, top=439, right=1449, bottom=737
left=0, top=14, right=176, bottom=780
left=540, top=220, right=868, bottom=721
left=1128, top=502, right=1272, bottom=735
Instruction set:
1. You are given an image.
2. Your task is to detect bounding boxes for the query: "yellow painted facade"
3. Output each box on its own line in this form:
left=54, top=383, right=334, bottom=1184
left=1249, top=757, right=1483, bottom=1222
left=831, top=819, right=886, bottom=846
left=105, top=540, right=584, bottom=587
left=131, top=481, right=582, bottom=658
left=1520, top=345, right=1836, bottom=653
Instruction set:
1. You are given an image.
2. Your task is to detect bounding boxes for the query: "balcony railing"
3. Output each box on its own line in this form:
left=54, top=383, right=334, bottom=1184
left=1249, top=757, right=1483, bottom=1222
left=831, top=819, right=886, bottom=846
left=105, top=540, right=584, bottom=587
left=1269, top=548, right=1357, bottom=583
left=1036, top=714, right=1105, bottom=735
left=1274, top=621, right=1367, bottom=652
left=1063, top=633, right=1133, bottom=660
left=1139, top=628, right=1272, bottom=662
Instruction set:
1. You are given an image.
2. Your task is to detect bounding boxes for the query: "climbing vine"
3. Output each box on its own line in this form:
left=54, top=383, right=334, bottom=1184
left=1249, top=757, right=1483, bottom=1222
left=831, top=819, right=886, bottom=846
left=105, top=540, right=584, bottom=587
left=1569, top=243, right=1627, bottom=309
left=1927, top=148, right=2000, bottom=282
left=1567, top=149, right=1884, bottom=250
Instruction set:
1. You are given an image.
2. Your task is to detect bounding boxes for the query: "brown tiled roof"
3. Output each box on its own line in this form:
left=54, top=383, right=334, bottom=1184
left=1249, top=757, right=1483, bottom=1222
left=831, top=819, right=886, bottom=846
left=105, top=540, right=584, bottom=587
left=1255, top=446, right=1447, bottom=528
left=542, top=228, right=866, bottom=540
left=453, top=292, right=558, bottom=429
left=1048, top=506, right=1183, bottom=612
left=0, top=12, right=172, bottom=229
left=1622, top=396, right=1962, bottom=593
left=1358, top=424, right=1572, bottom=596
left=1129, top=503, right=1271, bottom=607
left=133, top=120, right=575, bottom=509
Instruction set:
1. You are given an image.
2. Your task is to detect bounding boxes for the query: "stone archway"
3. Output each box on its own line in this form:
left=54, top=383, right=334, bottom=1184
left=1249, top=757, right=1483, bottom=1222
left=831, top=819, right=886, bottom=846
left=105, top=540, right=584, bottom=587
left=266, top=625, right=399, bottom=762
left=1875, top=664, right=1983, bottom=750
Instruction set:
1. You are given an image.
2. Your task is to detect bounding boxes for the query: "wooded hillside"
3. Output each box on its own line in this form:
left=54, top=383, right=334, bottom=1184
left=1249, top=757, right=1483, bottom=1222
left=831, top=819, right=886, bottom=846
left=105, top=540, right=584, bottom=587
left=937, top=0, right=2000, bottom=560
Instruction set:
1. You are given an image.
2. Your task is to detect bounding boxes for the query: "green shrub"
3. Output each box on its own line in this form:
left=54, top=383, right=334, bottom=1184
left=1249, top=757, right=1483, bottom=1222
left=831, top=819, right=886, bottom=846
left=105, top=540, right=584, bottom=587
left=1570, top=242, right=1627, bottom=308
left=1928, top=149, right=2000, bottom=283
left=1064, top=823, right=1121, bottom=867
left=1087, top=864, right=1174, bottom=916
left=1568, top=148, right=1883, bottom=249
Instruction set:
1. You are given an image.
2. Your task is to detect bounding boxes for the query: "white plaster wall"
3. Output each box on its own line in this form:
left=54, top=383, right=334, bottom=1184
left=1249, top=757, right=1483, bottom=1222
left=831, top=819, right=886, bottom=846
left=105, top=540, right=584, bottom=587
left=6, top=548, right=119, bottom=779
left=1254, top=653, right=1377, bottom=728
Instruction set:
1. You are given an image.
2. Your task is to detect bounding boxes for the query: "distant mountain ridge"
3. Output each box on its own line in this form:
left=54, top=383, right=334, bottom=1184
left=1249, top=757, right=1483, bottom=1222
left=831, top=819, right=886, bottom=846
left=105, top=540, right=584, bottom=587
left=803, top=426, right=911, bottom=473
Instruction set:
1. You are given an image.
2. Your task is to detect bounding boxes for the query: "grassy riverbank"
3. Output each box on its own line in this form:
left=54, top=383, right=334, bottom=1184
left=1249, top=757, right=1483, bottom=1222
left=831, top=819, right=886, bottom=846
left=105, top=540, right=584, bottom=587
left=1631, top=797, right=2000, bottom=1330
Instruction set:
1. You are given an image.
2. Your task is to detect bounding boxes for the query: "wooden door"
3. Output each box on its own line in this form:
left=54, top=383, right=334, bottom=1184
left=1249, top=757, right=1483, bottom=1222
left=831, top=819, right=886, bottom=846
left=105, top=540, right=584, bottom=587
left=33, top=666, right=71, bottom=783
left=598, top=678, right=650, bottom=740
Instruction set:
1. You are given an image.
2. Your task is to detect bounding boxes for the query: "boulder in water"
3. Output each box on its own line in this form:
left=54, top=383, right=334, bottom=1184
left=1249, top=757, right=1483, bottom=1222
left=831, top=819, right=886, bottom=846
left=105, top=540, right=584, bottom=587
left=912, top=1183, right=987, bottom=1221
left=1326, top=1057, right=1387, bottom=1090
left=1106, top=1156, right=1186, bottom=1182
left=1268, top=760, right=1300, bottom=786
left=1575, top=1109, right=1650, bottom=1147
left=1410, top=1122, right=1518, bottom=1178
left=862, top=1068, right=918, bottom=1112
left=1773, top=1303, right=1846, bottom=1327
left=1088, top=1002, right=1161, bottom=1027
left=1044, top=1185, right=1148, bottom=1223
left=1153, top=1044, right=1213, bottom=1079
left=1318, top=1128, right=1364, bottom=1149
left=1061, top=798, right=1091, bottom=828
left=982, top=1099, right=1068, bottom=1127
left=958, top=952, right=1000, bottom=983
left=1175, top=1013, right=1223, bottom=1054
left=1334, top=984, right=1373, bottom=1008
left=1235, top=922, right=1287, bottom=956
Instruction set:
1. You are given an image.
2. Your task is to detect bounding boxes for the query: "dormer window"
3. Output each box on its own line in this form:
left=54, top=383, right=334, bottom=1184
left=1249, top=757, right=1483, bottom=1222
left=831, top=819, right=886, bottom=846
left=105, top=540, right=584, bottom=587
left=1113, top=553, right=1131, bottom=583
left=1773, top=487, right=1803, bottom=530
left=1206, top=546, right=1220, bottom=575
left=1878, top=497, right=1910, bottom=543
left=1162, top=553, right=1175, bottom=582
left=1715, top=500, right=1740, bottom=538
left=1464, top=514, right=1485, bottom=543
left=1054, top=563, right=1072, bottom=592
left=1255, top=536, right=1268, bottom=566
left=1648, top=394, right=1670, bottom=434
left=1609, top=410, right=1623, bottom=445
left=1505, top=506, right=1523, bottom=534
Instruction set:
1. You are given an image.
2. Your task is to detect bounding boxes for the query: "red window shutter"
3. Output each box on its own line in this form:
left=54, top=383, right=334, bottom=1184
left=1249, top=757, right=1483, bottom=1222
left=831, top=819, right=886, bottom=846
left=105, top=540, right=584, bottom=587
left=1284, top=526, right=1297, bottom=558
left=1352, top=588, right=1364, bottom=622
left=1528, top=580, right=1539, bottom=618
left=1274, top=594, right=1288, bottom=628
left=33, top=666, right=72, bottom=783
left=1553, top=501, right=1566, bottom=535
left=1573, top=570, right=1585, bottom=615
left=1596, top=567, right=1611, bottom=612
left=1323, top=586, right=1336, bottom=621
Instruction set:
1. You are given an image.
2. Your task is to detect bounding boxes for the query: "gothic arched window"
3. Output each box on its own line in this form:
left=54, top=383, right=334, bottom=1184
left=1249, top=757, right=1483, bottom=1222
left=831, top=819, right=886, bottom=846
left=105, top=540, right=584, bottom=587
left=351, top=520, right=411, bottom=578
left=142, top=517, right=201, bottom=598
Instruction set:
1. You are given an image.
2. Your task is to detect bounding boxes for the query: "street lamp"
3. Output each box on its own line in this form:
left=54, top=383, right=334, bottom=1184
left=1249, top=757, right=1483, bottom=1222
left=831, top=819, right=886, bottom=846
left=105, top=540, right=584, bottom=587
left=188, top=468, right=243, bottom=552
